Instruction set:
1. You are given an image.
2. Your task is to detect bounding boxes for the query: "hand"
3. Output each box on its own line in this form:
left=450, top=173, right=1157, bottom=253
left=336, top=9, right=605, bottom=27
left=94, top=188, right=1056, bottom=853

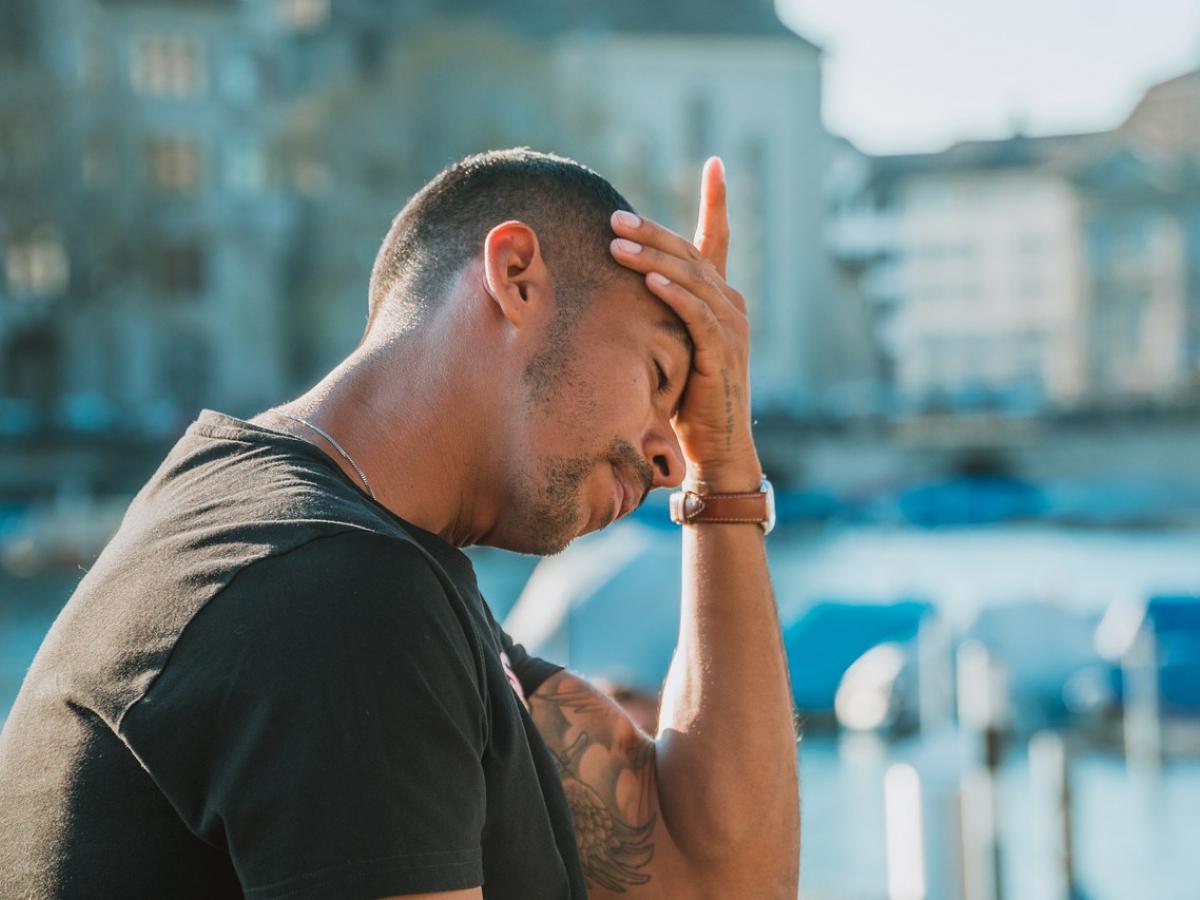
left=609, top=157, right=761, bottom=491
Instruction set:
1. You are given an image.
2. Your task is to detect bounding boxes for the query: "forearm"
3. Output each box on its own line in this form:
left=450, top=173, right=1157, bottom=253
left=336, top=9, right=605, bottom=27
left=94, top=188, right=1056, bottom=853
left=601, top=160, right=800, bottom=895
left=654, top=505, right=799, bottom=894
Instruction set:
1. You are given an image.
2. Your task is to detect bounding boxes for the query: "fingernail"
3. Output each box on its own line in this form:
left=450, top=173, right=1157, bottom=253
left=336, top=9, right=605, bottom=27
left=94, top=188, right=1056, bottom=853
left=612, top=238, right=642, bottom=254
left=611, top=210, right=641, bottom=229
left=647, top=272, right=670, bottom=287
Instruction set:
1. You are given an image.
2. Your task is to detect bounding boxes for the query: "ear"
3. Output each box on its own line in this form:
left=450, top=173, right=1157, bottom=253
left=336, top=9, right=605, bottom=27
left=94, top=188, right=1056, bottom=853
left=482, top=220, right=551, bottom=329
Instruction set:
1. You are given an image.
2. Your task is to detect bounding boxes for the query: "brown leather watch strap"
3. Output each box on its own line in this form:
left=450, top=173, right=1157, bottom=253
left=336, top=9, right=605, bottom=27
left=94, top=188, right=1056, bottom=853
left=670, top=489, right=768, bottom=524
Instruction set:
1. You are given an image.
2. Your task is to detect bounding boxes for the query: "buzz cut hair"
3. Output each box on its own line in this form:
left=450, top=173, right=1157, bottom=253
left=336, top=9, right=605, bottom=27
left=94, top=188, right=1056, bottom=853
left=366, top=148, right=636, bottom=335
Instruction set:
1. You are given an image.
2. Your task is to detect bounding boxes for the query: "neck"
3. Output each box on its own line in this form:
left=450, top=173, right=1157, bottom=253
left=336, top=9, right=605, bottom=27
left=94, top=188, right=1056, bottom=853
left=260, top=328, right=504, bottom=548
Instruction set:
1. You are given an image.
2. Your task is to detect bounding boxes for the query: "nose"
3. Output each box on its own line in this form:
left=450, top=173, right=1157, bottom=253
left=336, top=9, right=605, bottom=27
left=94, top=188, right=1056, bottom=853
left=645, top=420, right=686, bottom=491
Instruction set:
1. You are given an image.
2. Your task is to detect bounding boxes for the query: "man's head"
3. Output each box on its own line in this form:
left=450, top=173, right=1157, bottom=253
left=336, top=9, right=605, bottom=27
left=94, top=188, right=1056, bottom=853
left=368, top=148, right=634, bottom=340
left=365, top=149, right=692, bottom=555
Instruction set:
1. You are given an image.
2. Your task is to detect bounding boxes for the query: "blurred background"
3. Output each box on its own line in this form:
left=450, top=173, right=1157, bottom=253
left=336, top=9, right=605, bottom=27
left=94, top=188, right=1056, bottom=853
left=2, top=0, right=1199, bottom=897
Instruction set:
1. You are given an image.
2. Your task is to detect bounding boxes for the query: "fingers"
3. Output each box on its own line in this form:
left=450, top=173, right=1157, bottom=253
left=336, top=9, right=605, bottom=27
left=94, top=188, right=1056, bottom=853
left=611, top=209, right=705, bottom=271
left=644, top=272, right=720, bottom=367
left=643, top=272, right=746, bottom=377
left=611, top=206, right=746, bottom=316
left=610, top=236, right=746, bottom=322
left=694, top=157, right=729, bottom=278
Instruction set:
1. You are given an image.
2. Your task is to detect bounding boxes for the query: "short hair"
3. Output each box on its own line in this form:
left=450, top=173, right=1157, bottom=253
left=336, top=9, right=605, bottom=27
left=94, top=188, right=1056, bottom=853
left=366, top=148, right=636, bottom=335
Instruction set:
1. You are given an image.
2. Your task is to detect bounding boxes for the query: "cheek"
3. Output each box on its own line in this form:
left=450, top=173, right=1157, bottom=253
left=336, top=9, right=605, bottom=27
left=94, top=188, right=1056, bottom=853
left=562, top=351, right=645, bottom=428
left=589, top=362, right=646, bottom=431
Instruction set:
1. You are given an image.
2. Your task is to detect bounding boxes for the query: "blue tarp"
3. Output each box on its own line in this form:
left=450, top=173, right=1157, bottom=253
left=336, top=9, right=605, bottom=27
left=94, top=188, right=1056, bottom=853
left=783, top=600, right=933, bottom=711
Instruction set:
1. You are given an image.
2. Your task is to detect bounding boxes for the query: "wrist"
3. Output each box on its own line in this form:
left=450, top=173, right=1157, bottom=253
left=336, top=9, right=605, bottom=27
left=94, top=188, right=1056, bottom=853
left=671, top=467, right=776, bottom=534
left=687, top=457, right=763, bottom=493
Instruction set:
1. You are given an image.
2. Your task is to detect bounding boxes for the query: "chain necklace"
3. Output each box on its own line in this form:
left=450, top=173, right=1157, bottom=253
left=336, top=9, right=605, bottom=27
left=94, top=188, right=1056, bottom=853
left=277, top=412, right=376, bottom=501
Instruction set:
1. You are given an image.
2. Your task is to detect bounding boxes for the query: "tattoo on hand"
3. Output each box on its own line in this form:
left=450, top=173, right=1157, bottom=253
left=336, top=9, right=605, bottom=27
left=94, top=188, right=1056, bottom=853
left=721, top=368, right=735, bottom=450
left=529, top=676, right=656, bottom=893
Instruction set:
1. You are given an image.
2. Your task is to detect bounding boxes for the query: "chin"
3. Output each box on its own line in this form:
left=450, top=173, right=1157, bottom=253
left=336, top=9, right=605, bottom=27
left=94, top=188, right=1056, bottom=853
left=488, top=520, right=579, bottom=558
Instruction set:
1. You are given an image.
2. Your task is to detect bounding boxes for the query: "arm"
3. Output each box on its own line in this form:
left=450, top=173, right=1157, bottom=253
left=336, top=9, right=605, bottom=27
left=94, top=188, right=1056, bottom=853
left=528, top=159, right=799, bottom=898
left=656, top=483, right=799, bottom=894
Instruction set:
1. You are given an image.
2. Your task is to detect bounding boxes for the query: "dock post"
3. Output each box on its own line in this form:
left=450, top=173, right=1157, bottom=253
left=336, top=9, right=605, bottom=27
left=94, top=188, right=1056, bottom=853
left=1122, top=624, right=1162, bottom=776
left=1029, top=730, right=1078, bottom=900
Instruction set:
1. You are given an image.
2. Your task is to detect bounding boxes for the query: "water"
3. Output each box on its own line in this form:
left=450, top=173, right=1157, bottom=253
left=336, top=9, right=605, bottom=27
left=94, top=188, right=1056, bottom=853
left=769, top=524, right=1200, bottom=626
left=3, top=525, right=1198, bottom=898
left=798, top=732, right=1198, bottom=900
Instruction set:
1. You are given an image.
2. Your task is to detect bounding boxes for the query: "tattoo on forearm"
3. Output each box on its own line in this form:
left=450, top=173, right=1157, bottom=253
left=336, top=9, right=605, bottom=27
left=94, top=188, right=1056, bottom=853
left=721, top=368, right=735, bottom=450
left=529, top=675, right=656, bottom=893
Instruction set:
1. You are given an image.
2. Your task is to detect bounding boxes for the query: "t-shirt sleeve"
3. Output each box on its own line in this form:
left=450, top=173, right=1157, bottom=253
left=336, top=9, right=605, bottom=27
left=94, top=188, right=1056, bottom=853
left=120, top=531, right=488, bottom=900
left=496, top=622, right=562, bottom=698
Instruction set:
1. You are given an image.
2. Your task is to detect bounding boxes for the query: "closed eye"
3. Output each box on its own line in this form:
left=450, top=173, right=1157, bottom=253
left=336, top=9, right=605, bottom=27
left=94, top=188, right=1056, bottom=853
left=654, top=360, right=671, bottom=394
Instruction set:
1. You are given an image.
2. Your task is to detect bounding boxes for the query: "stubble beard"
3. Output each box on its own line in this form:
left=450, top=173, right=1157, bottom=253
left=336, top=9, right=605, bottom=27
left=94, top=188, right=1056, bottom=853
left=516, top=438, right=649, bottom=556
left=517, top=454, right=596, bottom=556
left=514, top=299, right=653, bottom=556
left=516, top=304, right=592, bottom=555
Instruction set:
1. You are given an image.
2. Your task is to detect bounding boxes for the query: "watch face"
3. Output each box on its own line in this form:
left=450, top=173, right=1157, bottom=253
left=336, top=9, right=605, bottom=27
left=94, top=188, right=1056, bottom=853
left=762, top=477, right=776, bottom=535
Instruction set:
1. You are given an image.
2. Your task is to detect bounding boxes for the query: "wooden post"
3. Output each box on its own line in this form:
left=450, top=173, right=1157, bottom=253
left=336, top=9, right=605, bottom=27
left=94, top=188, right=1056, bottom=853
left=1122, top=624, right=1162, bottom=775
left=918, top=616, right=955, bottom=735
left=956, top=640, right=1006, bottom=900
left=885, top=763, right=928, bottom=900
left=1029, top=730, right=1078, bottom=900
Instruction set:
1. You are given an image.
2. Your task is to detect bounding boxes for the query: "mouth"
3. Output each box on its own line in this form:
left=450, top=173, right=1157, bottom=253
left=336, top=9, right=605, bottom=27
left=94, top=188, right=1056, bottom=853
left=610, top=464, right=638, bottom=524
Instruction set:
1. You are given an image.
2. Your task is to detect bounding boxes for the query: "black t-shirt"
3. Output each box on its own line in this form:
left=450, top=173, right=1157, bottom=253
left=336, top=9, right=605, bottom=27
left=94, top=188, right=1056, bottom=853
left=0, top=410, right=587, bottom=899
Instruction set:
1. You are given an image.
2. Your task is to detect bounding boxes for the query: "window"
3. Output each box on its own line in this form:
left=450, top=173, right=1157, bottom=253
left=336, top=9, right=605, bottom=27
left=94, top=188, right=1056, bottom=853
left=278, top=0, right=330, bottom=31
left=79, top=33, right=110, bottom=89
left=161, top=329, right=211, bottom=412
left=226, top=141, right=265, bottom=191
left=83, top=136, right=117, bottom=188
left=1018, top=277, right=1041, bottom=302
left=1017, top=235, right=1047, bottom=256
left=6, top=231, right=68, bottom=297
left=131, top=34, right=206, bottom=98
left=144, top=135, right=203, bottom=192
left=151, top=241, right=206, bottom=296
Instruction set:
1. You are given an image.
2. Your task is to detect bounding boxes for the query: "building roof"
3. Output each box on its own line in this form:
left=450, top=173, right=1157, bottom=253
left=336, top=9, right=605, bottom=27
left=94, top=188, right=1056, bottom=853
left=95, top=0, right=819, bottom=53
left=1120, top=67, right=1200, bottom=154
left=447, top=0, right=818, bottom=47
left=874, top=131, right=1112, bottom=179
left=97, top=0, right=236, bottom=8
left=862, top=64, right=1200, bottom=198
left=864, top=131, right=1122, bottom=199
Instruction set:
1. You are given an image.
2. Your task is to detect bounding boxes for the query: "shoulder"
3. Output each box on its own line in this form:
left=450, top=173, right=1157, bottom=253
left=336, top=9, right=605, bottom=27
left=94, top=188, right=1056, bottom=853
left=124, top=528, right=490, bottom=739
left=162, top=529, right=488, bottom=702
left=222, top=529, right=478, bottom=649
left=235, top=528, right=457, bottom=597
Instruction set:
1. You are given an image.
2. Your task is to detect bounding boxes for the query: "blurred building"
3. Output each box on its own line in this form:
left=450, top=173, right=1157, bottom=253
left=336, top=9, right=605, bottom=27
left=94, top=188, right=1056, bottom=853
left=1074, top=147, right=1197, bottom=403
left=551, top=4, right=874, bottom=413
left=865, top=134, right=1105, bottom=413
left=1115, top=68, right=1200, bottom=401
left=1120, top=67, right=1200, bottom=156
left=0, top=0, right=316, bottom=440
left=1, top=0, right=869, bottom=463
left=834, top=69, right=1200, bottom=415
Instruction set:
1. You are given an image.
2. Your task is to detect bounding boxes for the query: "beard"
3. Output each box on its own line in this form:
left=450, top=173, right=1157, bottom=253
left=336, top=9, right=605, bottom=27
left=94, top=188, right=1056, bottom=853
left=514, top=310, right=654, bottom=555
left=511, top=436, right=653, bottom=556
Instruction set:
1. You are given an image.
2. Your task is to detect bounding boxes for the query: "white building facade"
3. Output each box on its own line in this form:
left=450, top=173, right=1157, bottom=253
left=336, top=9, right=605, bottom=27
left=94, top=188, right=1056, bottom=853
left=555, top=29, right=869, bottom=413
left=888, top=167, right=1088, bottom=410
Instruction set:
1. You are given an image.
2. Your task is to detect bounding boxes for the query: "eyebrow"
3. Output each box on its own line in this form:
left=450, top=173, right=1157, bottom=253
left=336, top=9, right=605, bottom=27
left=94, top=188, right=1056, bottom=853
left=654, top=318, right=694, bottom=357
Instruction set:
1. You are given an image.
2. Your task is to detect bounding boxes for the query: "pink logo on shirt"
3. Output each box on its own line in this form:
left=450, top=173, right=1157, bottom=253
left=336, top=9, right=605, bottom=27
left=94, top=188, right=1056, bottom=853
left=499, top=651, right=528, bottom=709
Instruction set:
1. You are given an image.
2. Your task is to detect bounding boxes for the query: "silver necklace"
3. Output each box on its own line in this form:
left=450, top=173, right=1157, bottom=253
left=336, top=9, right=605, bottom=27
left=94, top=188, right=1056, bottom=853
left=277, top=412, right=376, bottom=500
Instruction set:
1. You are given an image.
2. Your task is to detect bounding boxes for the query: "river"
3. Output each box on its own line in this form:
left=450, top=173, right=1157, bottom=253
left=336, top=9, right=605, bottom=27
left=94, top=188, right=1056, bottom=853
left=2, top=523, right=1197, bottom=898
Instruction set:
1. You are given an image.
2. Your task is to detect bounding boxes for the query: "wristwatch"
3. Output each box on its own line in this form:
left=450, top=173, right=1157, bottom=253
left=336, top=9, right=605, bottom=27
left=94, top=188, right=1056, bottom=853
left=669, top=475, right=776, bottom=535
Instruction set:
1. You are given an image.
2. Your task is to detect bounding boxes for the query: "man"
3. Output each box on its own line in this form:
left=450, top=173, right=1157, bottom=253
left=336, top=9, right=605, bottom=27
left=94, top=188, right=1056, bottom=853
left=0, top=149, right=799, bottom=899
